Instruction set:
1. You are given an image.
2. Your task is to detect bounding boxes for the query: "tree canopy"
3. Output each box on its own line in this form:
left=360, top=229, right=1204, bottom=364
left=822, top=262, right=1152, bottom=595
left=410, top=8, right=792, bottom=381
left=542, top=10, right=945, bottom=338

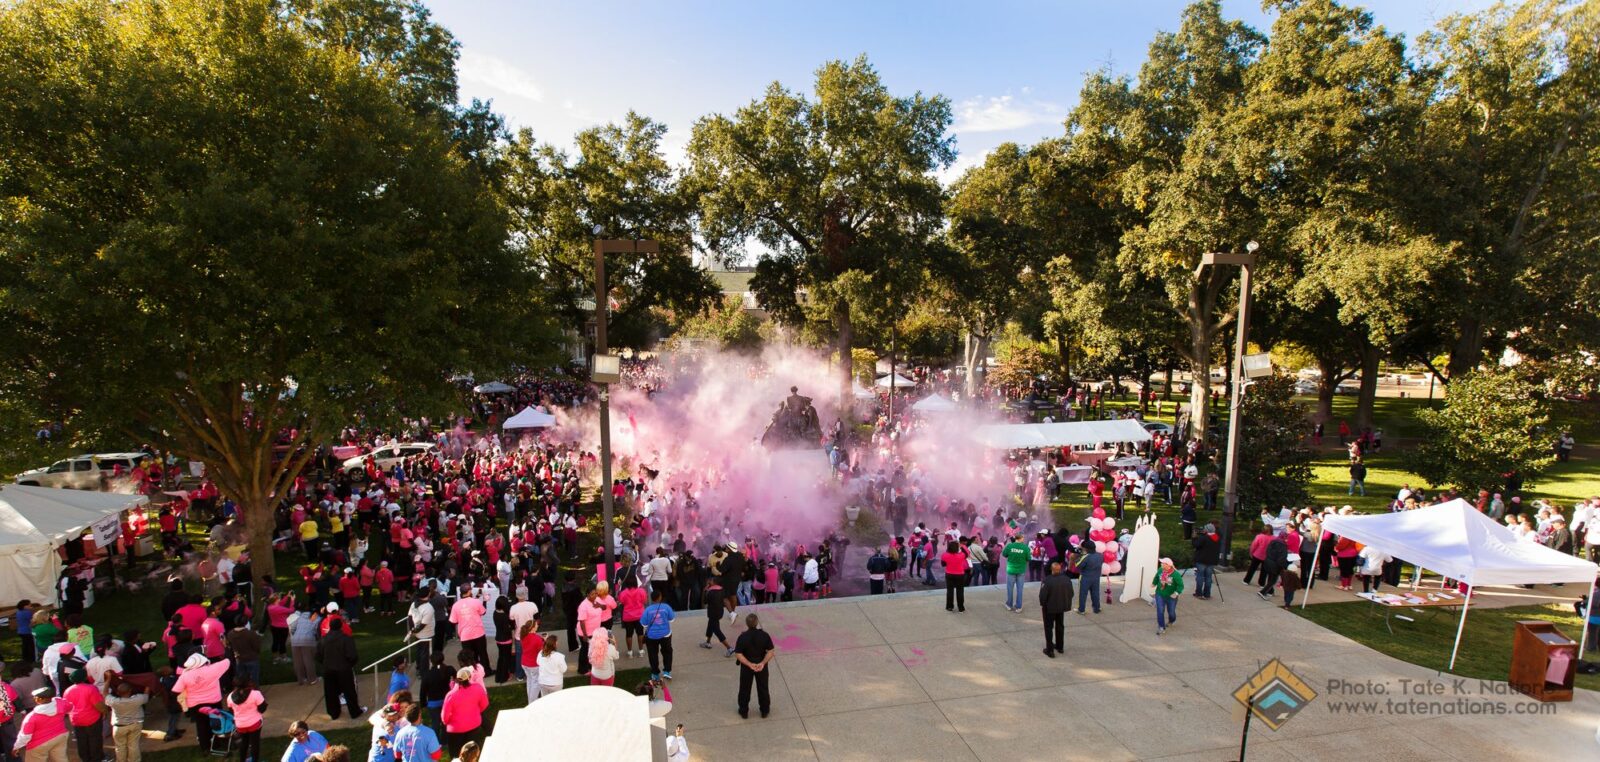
left=0, top=0, right=551, bottom=578
left=687, top=56, right=954, bottom=410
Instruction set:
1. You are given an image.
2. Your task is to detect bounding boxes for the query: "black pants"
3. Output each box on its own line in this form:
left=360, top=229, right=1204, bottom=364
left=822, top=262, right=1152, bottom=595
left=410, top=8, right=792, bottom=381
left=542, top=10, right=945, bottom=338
left=188, top=702, right=221, bottom=750
left=322, top=668, right=361, bottom=718
left=19, top=634, right=34, bottom=666
left=75, top=722, right=104, bottom=761
left=270, top=626, right=288, bottom=655
left=945, top=575, right=965, bottom=611
left=237, top=726, right=261, bottom=762
left=1243, top=558, right=1263, bottom=585
left=738, top=666, right=770, bottom=715
left=463, top=635, right=491, bottom=670
left=705, top=617, right=727, bottom=647
left=645, top=634, right=673, bottom=675
left=1258, top=569, right=1280, bottom=597
left=869, top=578, right=884, bottom=594
left=444, top=728, right=480, bottom=758
left=1044, top=612, right=1065, bottom=652
left=495, top=640, right=515, bottom=682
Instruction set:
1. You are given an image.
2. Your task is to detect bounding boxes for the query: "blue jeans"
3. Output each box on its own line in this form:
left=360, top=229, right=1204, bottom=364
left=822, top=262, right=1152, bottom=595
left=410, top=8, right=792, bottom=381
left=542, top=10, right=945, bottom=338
left=1194, top=564, right=1214, bottom=597
left=1156, top=595, right=1178, bottom=629
left=1005, top=573, right=1024, bottom=610
left=1078, top=577, right=1101, bottom=613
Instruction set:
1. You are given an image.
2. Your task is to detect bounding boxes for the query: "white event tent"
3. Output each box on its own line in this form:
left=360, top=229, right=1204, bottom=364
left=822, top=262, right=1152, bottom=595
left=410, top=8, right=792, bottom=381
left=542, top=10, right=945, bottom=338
left=472, top=381, right=515, bottom=394
left=1303, top=498, right=1599, bottom=670
left=502, top=406, right=557, bottom=430
left=0, top=485, right=149, bottom=603
left=481, top=685, right=657, bottom=762
left=875, top=373, right=916, bottom=388
left=971, top=418, right=1152, bottom=450
left=912, top=394, right=956, bottom=413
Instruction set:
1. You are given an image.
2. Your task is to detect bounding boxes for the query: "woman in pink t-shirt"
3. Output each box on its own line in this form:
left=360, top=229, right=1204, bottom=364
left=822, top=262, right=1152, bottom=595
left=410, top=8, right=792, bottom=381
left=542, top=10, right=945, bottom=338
left=574, top=583, right=616, bottom=676
left=226, top=680, right=267, bottom=762
left=616, top=581, right=648, bottom=660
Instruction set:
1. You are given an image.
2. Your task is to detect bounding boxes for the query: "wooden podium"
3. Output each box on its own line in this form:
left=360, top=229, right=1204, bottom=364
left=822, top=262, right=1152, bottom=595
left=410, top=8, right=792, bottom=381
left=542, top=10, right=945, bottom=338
left=1509, top=620, right=1576, bottom=702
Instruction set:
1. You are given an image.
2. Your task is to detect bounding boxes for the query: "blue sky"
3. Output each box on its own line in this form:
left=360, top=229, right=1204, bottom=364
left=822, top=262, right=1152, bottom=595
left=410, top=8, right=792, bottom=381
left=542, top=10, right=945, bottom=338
left=429, top=0, right=1490, bottom=184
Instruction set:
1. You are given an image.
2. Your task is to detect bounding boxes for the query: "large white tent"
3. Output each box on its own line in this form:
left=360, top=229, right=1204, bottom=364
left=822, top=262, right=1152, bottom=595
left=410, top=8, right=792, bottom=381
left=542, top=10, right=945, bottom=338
left=481, top=685, right=656, bottom=761
left=502, top=406, right=557, bottom=430
left=0, top=485, right=149, bottom=603
left=1304, top=499, right=1599, bottom=669
left=971, top=418, right=1152, bottom=449
left=875, top=373, right=916, bottom=388
left=912, top=394, right=956, bottom=413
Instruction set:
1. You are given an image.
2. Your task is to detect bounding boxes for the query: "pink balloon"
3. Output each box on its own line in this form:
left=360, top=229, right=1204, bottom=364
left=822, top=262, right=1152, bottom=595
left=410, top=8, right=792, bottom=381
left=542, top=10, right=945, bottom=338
left=1105, top=560, right=1122, bottom=574
left=1069, top=534, right=1081, bottom=546
left=1102, top=518, right=1116, bottom=530
left=1091, top=507, right=1106, bottom=520
left=1103, top=549, right=1117, bottom=562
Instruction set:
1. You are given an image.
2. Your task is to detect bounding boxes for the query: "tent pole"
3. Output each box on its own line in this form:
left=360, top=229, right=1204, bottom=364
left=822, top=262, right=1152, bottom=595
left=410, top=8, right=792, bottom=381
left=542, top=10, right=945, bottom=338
left=1301, top=530, right=1325, bottom=610
left=1580, top=576, right=1597, bottom=661
left=1447, top=585, right=1473, bottom=672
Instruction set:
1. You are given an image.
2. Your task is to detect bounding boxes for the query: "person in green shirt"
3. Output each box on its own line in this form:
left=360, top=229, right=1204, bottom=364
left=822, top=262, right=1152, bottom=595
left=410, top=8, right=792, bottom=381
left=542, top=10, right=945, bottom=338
left=1002, top=534, right=1031, bottom=612
left=32, top=609, right=61, bottom=654
left=1153, top=557, right=1185, bottom=635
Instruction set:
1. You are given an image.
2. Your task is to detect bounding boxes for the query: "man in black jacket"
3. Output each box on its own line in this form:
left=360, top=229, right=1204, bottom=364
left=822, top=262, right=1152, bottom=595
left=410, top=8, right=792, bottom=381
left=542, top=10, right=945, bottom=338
left=1191, top=525, right=1221, bottom=599
left=317, top=616, right=363, bottom=719
left=1039, top=562, right=1074, bottom=658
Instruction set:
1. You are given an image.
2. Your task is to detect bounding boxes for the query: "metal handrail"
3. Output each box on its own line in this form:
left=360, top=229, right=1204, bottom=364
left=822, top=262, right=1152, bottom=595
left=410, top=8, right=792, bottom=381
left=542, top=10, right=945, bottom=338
left=361, top=637, right=416, bottom=705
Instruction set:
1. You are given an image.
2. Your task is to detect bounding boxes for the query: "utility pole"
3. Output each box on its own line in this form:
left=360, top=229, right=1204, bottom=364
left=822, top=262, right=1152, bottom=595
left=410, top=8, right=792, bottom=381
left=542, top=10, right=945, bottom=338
left=1196, top=243, right=1258, bottom=569
left=591, top=235, right=658, bottom=580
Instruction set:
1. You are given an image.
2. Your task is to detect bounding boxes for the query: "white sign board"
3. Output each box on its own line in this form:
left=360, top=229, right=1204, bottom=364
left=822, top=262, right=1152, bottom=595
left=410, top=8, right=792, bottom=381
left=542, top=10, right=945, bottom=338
left=91, top=515, right=122, bottom=548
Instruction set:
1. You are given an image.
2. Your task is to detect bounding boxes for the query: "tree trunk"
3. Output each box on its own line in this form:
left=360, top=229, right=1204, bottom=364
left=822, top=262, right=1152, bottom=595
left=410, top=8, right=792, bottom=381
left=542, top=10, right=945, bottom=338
left=835, top=298, right=854, bottom=422
left=1163, top=364, right=1174, bottom=401
left=1354, top=338, right=1382, bottom=431
left=1445, top=318, right=1484, bottom=380
left=1057, top=333, right=1072, bottom=383
left=241, top=494, right=278, bottom=597
left=1138, top=357, right=1152, bottom=418
left=1187, top=323, right=1214, bottom=441
left=1315, top=355, right=1340, bottom=424
left=965, top=332, right=990, bottom=400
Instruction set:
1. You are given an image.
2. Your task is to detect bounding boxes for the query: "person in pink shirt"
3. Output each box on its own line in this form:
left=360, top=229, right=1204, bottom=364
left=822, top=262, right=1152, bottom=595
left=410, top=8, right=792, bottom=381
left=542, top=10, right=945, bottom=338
left=266, top=593, right=295, bottom=663
left=13, top=687, right=71, bottom=760
left=375, top=562, right=396, bottom=616
left=175, top=597, right=208, bottom=635
left=450, top=590, right=488, bottom=668
left=574, top=582, right=616, bottom=677
left=616, top=581, right=648, bottom=660
left=62, top=673, right=105, bottom=762
left=439, top=668, right=488, bottom=757
left=763, top=563, right=781, bottom=604
left=225, top=679, right=267, bottom=762
left=199, top=606, right=226, bottom=660
left=171, top=653, right=231, bottom=751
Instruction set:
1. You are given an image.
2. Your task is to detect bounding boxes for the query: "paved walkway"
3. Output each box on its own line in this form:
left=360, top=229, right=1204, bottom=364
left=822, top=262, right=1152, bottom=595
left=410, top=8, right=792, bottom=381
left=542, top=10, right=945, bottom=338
left=657, top=573, right=1598, bottom=761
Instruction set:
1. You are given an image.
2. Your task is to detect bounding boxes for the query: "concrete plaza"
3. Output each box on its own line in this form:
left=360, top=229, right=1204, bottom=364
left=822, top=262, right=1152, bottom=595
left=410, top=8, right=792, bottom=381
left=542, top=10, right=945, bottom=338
left=660, top=572, right=1599, bottom=762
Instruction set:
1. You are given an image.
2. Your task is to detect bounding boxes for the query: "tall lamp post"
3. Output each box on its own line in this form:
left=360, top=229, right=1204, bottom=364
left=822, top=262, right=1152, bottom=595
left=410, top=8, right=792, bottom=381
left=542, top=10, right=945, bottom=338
left=1196, top=241, right=1258, bottom=569
left=592, top=234, right=658, bottom=579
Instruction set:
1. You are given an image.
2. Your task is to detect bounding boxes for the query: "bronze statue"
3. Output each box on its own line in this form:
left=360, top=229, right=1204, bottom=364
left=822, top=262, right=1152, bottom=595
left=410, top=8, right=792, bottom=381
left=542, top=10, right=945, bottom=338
left=762, top=386, right=822, bottom=449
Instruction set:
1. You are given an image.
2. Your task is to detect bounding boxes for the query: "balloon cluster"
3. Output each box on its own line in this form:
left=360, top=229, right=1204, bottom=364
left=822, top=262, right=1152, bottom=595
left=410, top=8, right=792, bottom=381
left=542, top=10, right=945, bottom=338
left=1088, top=507, right=1121, bottom=574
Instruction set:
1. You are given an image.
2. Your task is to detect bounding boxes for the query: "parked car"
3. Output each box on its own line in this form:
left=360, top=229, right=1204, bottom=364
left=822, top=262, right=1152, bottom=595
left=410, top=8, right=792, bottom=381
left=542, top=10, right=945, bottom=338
left=14, top=452, right=151, bottom=489
left=1294, top=380, right=1319, bottom=395
left=341, top=442, right=438, bottom=477
left=1142, top=422, right=1174, bottom=435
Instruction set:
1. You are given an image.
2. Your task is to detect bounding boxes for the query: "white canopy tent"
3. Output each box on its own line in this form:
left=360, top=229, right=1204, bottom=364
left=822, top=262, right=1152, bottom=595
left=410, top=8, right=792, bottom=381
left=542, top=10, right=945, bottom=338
left=851, top=386, right=877, bottom=400
left=481, top=685, right=657, bottom=762
left=912, top=393, right=956, bottom=413
left=1303, top=499, right=1599, bottom=670
left=875, top=373, right=916, bottom=388
left=502, top=406, right=557, bottom=430
left=0, top=485, right=149, bottom=604
left=472, top=381, right=515, bottom=394
left=971, top=418, right=1152, bottom=450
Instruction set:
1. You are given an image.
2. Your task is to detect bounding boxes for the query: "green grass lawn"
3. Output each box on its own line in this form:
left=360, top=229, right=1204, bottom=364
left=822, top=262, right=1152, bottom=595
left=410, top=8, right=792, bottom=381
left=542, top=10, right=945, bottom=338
left=1292, top=601, right=1598, bottom=693
left=140, top=667, right=654, bottom=762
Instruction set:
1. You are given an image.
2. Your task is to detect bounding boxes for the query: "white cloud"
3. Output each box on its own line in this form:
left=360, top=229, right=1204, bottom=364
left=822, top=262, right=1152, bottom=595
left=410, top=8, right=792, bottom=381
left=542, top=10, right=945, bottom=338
left=952, top=93, right=1064, bottom=134
left=457, top=50, right=544, bottom=103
